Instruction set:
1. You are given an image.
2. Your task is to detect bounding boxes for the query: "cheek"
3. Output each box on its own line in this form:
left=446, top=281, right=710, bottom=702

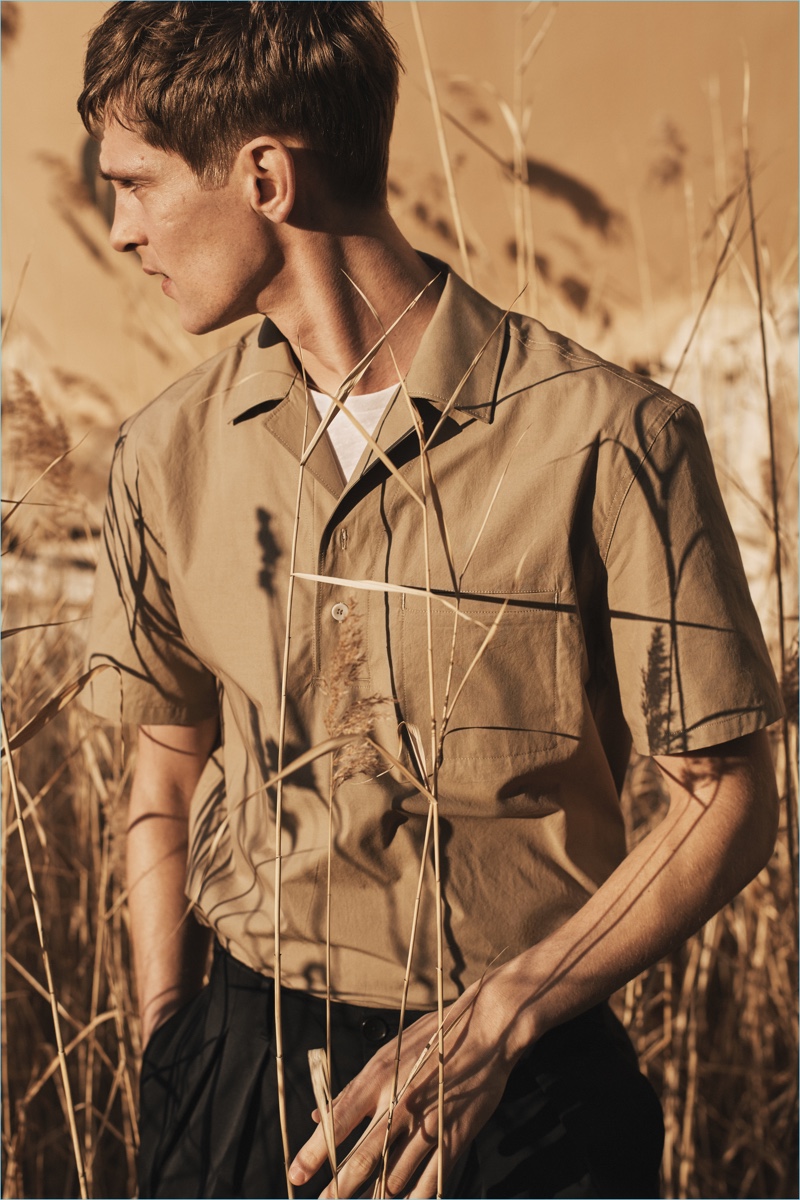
left=224, top=226, right=275, bottom=284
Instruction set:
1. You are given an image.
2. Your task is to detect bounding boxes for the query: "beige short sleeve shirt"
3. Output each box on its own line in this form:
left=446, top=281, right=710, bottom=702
left=84, top=265, right=783, bottom=1009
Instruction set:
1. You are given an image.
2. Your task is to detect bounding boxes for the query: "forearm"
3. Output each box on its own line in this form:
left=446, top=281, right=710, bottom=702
left=127, top=793, right=211, bottom=1045
left=126, top=719, right=218, bottom=1046
left=497, top=729, right=780, bottom=1057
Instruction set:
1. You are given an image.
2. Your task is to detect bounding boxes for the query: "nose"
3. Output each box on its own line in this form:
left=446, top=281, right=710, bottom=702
left=109, top=192, right=145, bottom=254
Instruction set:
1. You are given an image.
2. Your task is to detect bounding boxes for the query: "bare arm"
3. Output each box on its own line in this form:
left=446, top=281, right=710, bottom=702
left=506, top=729, right=780, bottom=1037
left=127, top=716, right=219, bottom=1047
left=290, top=728, right=779, bottom=1198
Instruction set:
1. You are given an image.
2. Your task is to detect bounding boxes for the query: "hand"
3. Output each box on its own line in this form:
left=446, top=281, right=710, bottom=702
left=289, top=970, right=527, bottom=1199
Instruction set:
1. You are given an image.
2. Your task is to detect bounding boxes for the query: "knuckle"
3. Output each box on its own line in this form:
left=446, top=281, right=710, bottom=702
left=349, top=1146, right=377, bottom=1179
left=410, top=1163, right=438, bottom=1200
left=386, top=1167, right=409, bottom=1197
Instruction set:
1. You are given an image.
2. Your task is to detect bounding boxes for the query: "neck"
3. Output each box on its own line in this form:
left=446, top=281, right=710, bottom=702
left=256, top=210, right=444, bottom=396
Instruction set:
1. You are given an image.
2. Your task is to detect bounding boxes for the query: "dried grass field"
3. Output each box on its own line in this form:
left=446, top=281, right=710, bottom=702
left=2, top=4, right=798, bottom=1197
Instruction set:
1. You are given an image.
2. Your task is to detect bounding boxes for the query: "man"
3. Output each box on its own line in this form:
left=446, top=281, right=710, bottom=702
left=79, top=4, right=783, bottom=1197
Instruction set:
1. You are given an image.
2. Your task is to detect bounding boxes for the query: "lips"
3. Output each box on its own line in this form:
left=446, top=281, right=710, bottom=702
left=141, top=266, right=173, bottom=295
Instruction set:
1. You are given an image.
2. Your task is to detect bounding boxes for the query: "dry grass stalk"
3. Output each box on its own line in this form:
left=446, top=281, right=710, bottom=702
left=3, top=664, right=113, bottom=755
left=667, top=198, right=743, bottom=392
left=307, top=1049, right=339, bottom=1198
left=322, top=274, right=456, bottom=1192
left=381, top=340, right=462, bottom=1198
left=741, top=61, right=797, bottom=922
left=2, top=765, right=13, bottom=1173
left=619, top=755, right=798, bottom=1198
left=2, top=599, right=138, bottom=1195
left=1, top=706, right=88, bottom=1198
left=513, top=7, right=548, bottom=300
left=377, top=803, right=434, bottom=1200
left=325, top=769, right=335, bottom=1163
left=409, top=422, right=447, bottom=1198
left=506, top=3, right=556, bottom=306
left=269, top=352, right=406, bottom=1194
left=410, top=0, right=472, bottom=286
left=321, top=599, right=392, bottom=1193
left=344, top=276, right=548, bottom=1195
left=271, top=368, right=313, bottom=1198
left=292, top=573, right=487, bottom=628
left=351, top=334, right=452, bottom=1194
left=1, top=369, right=80, bottom=557
left=1, top=253, right=31, bottom=349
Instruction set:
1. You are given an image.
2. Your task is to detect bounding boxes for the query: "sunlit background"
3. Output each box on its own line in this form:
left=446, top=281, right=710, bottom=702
left=2, top=4, right=797, bottom=1197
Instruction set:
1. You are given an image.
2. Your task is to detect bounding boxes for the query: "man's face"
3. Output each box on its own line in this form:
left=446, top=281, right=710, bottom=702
left=99, top=121, right=277, bottom=334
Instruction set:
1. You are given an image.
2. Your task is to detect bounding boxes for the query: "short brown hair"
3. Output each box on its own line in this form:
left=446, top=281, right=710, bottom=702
left=78, top=1, right=401, bottom=205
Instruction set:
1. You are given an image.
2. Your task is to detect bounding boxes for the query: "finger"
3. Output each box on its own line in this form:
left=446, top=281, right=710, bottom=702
left=318, top=1134, right=384, bottom=1200
left=408, top=1152, right=440, bottom=1200
left=383, top=1138, right=431, bottom=1200
left=288, top=1119, right=330, bottom=1188
left=290, top=1079, right=373, bottom=1187
left=381, top=1113, right=447, bottom=1200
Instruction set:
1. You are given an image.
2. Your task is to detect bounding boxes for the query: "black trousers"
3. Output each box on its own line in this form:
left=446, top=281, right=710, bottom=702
left=139, top=945, right=664, bottom=1199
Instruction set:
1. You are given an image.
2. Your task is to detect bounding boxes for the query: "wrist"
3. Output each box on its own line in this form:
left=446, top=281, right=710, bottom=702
left=489, top=937, right=595, bottom=1062
left=485, top=957, right=548, bottom=1063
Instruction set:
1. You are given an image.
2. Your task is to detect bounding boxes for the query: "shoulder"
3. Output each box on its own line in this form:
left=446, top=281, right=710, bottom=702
left=105, top=323, right=265, bottom=537
left=495, top=309, right=713, bottom=550
left=117, top=322, right=264, bottom=457
left=501, top=309, right=688, bottom=443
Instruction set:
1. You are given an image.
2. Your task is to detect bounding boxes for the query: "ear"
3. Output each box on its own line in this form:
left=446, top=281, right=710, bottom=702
left=239, top=136, right=296, bottom=224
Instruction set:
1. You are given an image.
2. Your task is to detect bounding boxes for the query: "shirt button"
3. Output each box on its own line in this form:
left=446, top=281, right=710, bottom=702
left=331, top=602, right=349, bottom=622
left=361, top=1016, right=389, bottom=1043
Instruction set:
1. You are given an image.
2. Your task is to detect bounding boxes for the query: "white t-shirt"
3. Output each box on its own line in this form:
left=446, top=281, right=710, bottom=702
left=309, top=385, right=396, bottom=481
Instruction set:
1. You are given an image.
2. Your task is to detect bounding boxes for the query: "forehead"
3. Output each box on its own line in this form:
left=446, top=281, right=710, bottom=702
left=98, top=120, right=187, bottom=180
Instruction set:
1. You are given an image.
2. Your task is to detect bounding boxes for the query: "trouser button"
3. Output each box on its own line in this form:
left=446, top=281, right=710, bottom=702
left=361, top=1016, right=389, bottom=1043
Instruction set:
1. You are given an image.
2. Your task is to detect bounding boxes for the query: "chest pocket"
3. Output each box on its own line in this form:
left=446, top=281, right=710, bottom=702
left=393, top=589, right=581, bottom=796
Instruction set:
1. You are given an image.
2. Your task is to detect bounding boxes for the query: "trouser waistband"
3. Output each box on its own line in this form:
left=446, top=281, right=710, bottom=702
left=212, top=939, right=430, bottom=1047
left=212, top=939, right=618, bottom=1054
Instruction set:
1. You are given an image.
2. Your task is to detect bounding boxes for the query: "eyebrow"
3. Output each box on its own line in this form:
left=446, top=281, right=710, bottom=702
left=98, top=168, right=148, bottom=183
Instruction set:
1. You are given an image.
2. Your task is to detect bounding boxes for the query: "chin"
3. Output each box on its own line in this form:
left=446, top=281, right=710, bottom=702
left=179, top=312, right=234, bottom=336
left=179, top=305, right=256, bottom=336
